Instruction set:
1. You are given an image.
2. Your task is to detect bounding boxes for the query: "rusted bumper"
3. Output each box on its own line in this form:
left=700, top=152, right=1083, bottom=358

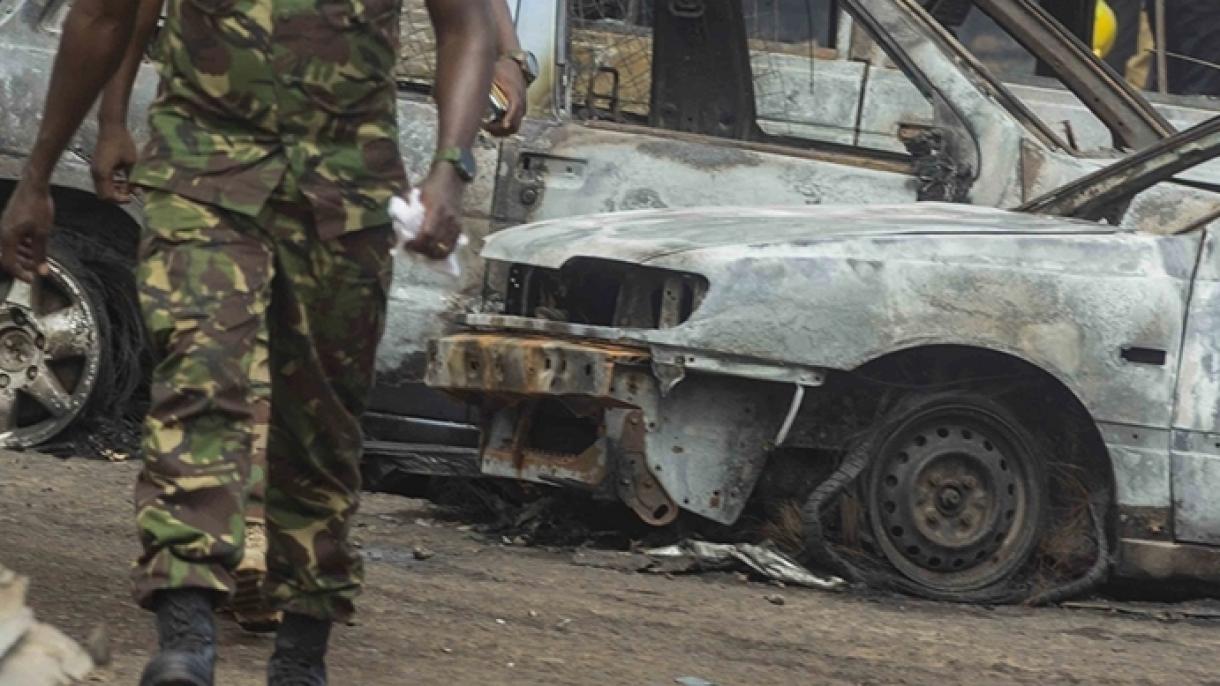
left=427, top=333, right=650, bottom=398
left=426, top=333, right=679, bottom=524
left=428, top=333, right=789, bottom=526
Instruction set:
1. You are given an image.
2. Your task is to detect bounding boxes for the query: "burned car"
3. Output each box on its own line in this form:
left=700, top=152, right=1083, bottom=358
left=428, top=117, right=1220, bottom=601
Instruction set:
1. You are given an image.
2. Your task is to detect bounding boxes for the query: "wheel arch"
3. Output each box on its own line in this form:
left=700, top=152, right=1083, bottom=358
left=0, top=177, right=143, bottom=251
left=849, top=343, right=1118, bottom=543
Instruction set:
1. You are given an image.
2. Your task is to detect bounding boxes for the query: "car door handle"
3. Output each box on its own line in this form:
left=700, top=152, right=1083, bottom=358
left=1121, top=346, right=1167, bottom=366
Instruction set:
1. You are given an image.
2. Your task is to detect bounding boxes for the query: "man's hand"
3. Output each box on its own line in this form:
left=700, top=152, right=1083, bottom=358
left=407, top=166, right=465, bottom=260
left=0, top=181, right=55, bottom=283
left=92, top=124, right=139, bottom=203
left=484, top=57, right=527, bottom=137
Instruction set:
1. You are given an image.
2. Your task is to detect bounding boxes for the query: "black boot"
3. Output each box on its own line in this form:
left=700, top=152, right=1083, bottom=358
left=139, top=589, right=217, bottom=686
left=267, top=612, right=332, bottom=686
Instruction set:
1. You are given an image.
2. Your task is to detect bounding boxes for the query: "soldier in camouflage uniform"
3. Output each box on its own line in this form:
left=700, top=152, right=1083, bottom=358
left=0, top=0, right=496, bottom=683
left=85, top=0, right=534, bottom=640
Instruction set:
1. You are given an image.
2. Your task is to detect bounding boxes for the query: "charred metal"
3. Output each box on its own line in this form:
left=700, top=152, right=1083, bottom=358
left=503, top=259, right=708, bottom=329
left=428, top=115, right=1220, bottom=602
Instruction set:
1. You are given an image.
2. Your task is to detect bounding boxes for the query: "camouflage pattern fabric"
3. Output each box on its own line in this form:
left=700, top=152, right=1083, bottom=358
left=132, top=188, right=394, bottom=621
left=130, top=0, right=408, bottom=239
left=247, top=327, right=270, bottom=524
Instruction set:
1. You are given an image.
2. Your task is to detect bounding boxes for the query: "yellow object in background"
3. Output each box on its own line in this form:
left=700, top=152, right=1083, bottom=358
left=1094, top=0, right=1117, bottom=58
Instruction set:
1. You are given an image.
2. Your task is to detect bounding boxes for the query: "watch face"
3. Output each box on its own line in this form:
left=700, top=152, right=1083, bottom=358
left=513, top=50, right=539, bottom=85
left=457, top=147, right=477, bottom=181
left=523, top=51, right=539, bottom=81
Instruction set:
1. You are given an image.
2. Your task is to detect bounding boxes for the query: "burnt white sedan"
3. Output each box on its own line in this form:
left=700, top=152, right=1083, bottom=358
left=428, top=118, right=1220, bottom=601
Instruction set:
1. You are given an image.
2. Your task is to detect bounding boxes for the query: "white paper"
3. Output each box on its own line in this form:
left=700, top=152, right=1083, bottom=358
left=389, top=188, right=467, bottom=278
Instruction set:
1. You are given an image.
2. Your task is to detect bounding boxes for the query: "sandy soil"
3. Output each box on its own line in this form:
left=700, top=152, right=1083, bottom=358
left=1, top=452, right=1217, bottom=686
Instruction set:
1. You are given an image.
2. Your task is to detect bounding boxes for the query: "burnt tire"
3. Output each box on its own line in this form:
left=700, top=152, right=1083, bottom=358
left=805, top=391, right=1048, bottom=601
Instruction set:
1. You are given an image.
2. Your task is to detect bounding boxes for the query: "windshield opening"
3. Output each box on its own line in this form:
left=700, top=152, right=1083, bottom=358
left=919, top=0, right=1173, bottom=153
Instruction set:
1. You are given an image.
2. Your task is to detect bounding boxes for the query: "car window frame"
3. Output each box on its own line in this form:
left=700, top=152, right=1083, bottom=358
left=1019, top=115, right=1220, bottom=226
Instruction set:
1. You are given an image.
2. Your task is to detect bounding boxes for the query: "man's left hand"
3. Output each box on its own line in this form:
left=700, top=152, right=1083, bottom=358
left=92, top=123, right=139, bottom=203
left=484, top=56, right=527, bottom=137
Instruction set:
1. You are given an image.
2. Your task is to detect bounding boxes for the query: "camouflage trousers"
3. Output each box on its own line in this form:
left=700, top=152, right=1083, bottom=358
left=131, top=187, right=393, bottom=621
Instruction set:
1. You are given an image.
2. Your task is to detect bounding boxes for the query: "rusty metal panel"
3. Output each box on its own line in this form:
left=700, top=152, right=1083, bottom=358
left=479, top=400, right=612, bottom=489
left=427, top=331, right=789, bottom=524
left=426, top=333, right=647, bottom=397
left=639, top=373, right=789, bottom=523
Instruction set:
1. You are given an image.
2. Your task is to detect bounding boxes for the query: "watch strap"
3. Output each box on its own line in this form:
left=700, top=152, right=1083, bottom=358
left=434, top=146, right=475, bottom=182
left=503, top=49, right=537, bottom=85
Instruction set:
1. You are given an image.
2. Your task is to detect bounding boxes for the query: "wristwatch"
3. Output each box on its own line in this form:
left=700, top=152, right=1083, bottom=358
left=434, top=146, right=477, bottom=182
left=504, top=49, right=539, bottom=87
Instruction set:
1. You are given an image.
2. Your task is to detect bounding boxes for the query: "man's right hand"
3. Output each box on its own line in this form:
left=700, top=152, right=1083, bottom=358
left=407, top=165, right=465, bottom=260
left=91, top=123, right=139, bottom=203
left=0, top=181, right=55, bottom=283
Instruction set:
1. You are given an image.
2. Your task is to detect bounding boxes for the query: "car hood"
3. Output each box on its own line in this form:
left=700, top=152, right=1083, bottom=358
left=482, top=202, right=1120, bottom=268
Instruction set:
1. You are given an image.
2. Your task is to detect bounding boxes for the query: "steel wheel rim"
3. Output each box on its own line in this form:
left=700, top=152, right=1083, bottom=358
left=0, top=260, right=101, bottom=447
left=867, top=402, right=1040, bottom=592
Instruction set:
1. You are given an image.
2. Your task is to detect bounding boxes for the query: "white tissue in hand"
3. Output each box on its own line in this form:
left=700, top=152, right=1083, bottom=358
left=389, top=188, right=467, bottom=278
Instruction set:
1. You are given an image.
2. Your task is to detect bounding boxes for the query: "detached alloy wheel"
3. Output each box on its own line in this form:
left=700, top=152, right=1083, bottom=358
left=863, top=393, right=1046, bottom=598
left=0, top=256, right=102, bottom=448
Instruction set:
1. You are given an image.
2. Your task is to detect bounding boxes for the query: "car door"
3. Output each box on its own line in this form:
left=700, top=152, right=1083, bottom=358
left=497, top=1, right=924, bottom=231
left=1171, top=217, right=1220, bottom=546
left=1038, top=116, right=1220, bottom=549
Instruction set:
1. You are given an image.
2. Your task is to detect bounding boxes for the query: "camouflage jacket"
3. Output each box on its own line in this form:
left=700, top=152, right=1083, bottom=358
left=131, top=0, right=408, bottom=238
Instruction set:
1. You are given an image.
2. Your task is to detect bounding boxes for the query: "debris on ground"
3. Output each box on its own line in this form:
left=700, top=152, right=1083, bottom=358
left=642, top=540, right=845, bottom=591
left=422, top=478, right=657, bottom=548
left=38, top=415, right=143, bottom=463
left=0, top=564, right=94, bottom=685
left=1062, top=598, right=1220, bottom=622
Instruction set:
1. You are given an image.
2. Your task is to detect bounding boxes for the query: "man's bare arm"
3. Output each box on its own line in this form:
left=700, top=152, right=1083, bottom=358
left=23, top=0, right=141, bottom=188
left=98, top=0, right=164, bottom=130
left=490, top=0, right=522, bottom=55
left=428, top=0, right=496, bottom=157
left=0, top=0, right=141, bottom=280
left=410, top=0, right=496, bottom=259
left=93, top=0, right=166, bottom=202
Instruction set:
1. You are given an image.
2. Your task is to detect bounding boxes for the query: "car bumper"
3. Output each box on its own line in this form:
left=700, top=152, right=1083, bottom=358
left=426, top=333, right=681, bottom=524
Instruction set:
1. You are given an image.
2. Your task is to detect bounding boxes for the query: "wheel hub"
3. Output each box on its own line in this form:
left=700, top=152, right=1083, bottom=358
left=0, top=327, right=42, bottom=376
left=936, top=484, right=964, bottom=514
left=869, top=409, right=1033, bottom=591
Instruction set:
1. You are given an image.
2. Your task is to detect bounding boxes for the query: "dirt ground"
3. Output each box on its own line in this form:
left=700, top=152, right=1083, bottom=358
left=2, top=452, right=1218, bottom=686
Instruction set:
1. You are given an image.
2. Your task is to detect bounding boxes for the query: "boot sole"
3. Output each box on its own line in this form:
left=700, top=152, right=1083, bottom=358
left=139, top=652, right=213, bottom=686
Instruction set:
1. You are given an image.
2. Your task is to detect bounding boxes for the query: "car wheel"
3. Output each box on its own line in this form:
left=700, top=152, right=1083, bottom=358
left=0, top=245, right=104, bottom=448
left=859, top=392, right=1047, bottom=598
